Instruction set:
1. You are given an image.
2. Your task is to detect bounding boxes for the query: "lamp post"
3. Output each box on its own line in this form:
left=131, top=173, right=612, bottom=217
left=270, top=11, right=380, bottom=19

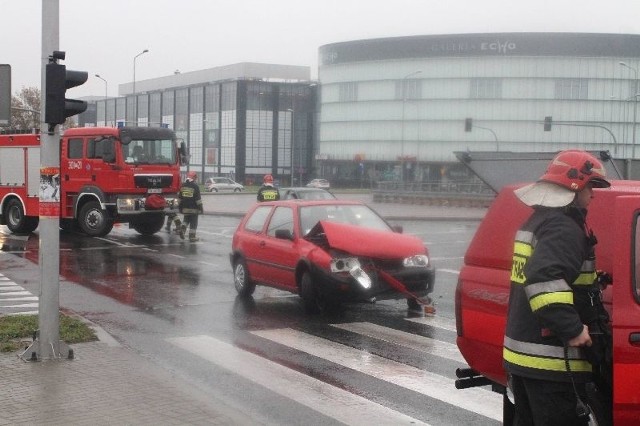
left=400, top=70, right=422, bottom=182
left=287, top=108, right=295, bottom=185
left=95, top=74, right=107, bottom=124
left=133, top=49, right=149, bottom=125
left=620, top=62, right=638, bottom=158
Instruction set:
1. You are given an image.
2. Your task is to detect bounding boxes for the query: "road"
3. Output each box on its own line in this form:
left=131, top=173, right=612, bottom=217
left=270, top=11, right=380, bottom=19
left=0, top=212, right=499, bottom=425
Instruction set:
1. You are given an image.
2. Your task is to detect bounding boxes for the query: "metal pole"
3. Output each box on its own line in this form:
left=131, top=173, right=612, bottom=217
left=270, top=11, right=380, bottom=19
left=287, top=108, right=294, bottom=185
left=133, top=49, right=148, bottom=126
left=474, top=125, right=499, bottom=151
left=400, top=71, right=421, bottom=183
left=95, top=74, right=107, bottom=124
left=620, top=62, right=638, bottom=158
left=22, top=0, right=70, bottom=361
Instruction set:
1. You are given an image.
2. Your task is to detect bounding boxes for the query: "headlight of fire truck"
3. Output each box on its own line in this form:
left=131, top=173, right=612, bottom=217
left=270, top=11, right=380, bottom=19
left=402, top=254, right=430, bottom=267
left=117, top=198, right=140, bottom=212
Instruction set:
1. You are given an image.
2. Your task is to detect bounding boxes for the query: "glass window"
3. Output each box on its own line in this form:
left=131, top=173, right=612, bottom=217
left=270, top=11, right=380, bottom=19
left=470, top=78, right=503, bottom=99
left=554, top=79, right=588, bottom=100
left=339, top=82, right=358, bottom=102
left=122, top=137, right=176, bottom=165
left=68, top=138, right=83, bottom=159
left=635, top=215, right=640, bottom=301
left=267, top=207, right=294, bottom=237
left=395, top=79, right=422, bottom=100
left=87, top=138, right=112, bottom=160
left=244, top=206, right=271, bottom=233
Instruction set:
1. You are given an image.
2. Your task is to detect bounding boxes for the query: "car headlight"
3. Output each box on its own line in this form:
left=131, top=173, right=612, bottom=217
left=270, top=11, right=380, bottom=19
left=403, top=254, right=430, bottom=267
left=330, top=258, right=372, bottom=289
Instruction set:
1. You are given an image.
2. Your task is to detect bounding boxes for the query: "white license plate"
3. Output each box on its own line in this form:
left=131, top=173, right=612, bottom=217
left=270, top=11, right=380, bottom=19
left=147, top=188, right=162, bottom=194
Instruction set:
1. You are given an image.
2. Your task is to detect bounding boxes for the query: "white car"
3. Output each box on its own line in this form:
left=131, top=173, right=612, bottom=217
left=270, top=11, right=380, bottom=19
left=306, top=179, right=330, bottom=189
left=205, top=177, right=244, bottom=192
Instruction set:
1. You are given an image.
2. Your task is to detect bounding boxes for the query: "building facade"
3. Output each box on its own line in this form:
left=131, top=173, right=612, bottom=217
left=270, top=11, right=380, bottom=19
left=86, top=63, right=317, bottom=186
left=317, top=33, right=640, bottom=184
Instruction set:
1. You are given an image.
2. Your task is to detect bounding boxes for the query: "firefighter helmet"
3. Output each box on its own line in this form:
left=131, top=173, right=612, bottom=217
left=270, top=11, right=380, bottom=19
left=263, top=174, right=274, bottom=184
left=187, top=171, right=197, bottom=180
left=515, top=150, right=610, bottom=207
left=540, top=150, right=610, bottom=192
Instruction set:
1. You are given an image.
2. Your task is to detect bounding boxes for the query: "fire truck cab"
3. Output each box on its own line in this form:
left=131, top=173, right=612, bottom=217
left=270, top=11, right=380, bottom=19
left=0, top=126, right=184, bottom=237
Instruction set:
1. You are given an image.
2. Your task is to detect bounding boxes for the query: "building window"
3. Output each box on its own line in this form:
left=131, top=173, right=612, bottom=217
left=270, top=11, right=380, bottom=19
left=339, top=82, right=358, bottom=102
left=395, top=79, right=422, bottom=100
left=555, top=79, right=588, bottom=100
left=470, top=78, right=502, bottom=99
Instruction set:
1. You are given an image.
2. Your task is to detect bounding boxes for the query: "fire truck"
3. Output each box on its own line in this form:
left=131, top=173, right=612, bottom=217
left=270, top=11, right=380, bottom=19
left=0, top=126, right=185, bottom=237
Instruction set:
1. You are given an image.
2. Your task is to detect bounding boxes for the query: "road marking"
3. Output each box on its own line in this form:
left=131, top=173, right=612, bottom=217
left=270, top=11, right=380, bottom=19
left=331, top=322, right=465, bottom=363
left=252, top=328, right=501, bottom=421
left=405, top=315, right=458, bottom=333
left=167, top=335, right=428, bottom=425
left=1, top=303, right=38, bottom=308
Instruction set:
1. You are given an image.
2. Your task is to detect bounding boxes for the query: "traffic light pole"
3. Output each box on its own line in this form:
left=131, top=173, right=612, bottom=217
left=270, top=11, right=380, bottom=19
left=21, top=0, right=71, bottom=362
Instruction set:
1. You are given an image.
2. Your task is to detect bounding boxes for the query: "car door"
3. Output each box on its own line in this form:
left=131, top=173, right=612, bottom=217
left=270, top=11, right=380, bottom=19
left=260, top=206, right=298, bottom=289
left=612, top=196, right=640, bottom=425
left=220, top=178, right=233, bottom=191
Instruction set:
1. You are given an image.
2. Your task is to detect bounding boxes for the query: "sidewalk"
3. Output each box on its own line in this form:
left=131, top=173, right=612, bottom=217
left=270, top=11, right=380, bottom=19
left=0, top=194, right=487, bottom=425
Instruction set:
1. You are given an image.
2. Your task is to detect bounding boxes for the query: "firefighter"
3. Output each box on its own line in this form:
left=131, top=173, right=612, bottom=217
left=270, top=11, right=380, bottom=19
left=504, top=150, right=612, bottom=425
left=177, top=171, right=203, bottom=242
left=165, top=212, right=181, bottom=234
left=257, top=174, right=280, bottom=202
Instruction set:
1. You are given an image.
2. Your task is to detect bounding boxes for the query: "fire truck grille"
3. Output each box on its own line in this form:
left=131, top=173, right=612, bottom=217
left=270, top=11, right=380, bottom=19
left=134, top=175, right=173, bottom=188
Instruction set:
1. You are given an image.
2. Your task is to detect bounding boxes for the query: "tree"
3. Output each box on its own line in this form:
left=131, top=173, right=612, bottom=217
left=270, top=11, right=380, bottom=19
left=10, top=86, right=77, bottom=130
left=11, top=86, right=40, bottom=130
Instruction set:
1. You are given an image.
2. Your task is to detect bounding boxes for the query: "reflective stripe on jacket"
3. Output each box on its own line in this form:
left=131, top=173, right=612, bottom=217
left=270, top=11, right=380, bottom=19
left=178, top=180, right=203, bottom=214
left=504, top=207, right=595, bottom=382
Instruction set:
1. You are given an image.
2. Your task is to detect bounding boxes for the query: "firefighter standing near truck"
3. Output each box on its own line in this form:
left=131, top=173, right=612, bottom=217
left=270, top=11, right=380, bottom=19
left=504, top=150, right=612, bottom=425
left=257, top=174, right=280, bottom=202
left=178, top=171, right=203, bottom=242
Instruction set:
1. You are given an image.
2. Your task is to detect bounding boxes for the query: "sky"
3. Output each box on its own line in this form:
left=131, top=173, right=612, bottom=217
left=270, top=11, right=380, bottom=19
left=3, top=0, right=640, bottom=99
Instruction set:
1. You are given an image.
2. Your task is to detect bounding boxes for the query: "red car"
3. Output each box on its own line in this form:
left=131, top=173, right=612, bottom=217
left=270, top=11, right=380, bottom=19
left=230, top=199, right=435, bottom=313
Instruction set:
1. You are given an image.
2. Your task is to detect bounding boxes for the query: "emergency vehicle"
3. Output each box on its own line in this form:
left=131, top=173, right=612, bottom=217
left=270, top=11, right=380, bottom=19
left=0, top=126, right=185, bottom=237
left=454, top=151, right=640, bottom=425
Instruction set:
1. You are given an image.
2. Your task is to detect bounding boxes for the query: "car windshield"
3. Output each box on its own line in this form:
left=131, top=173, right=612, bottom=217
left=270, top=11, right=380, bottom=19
left=299, top=204, right=390, bottom=235
left=122, top=139, right=176, bottom=164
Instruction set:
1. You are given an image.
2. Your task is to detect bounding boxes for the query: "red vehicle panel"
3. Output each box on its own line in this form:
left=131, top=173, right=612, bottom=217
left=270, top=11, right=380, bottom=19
left=0, top=127, right=183, bottom=237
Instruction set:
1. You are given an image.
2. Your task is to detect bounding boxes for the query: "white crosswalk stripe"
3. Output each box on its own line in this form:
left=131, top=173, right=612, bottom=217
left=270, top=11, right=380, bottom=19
left=168, top=318, right=502, bottom=423
left=252, top=327, right=502, bottom=421
left=167, top=334, right=430, bottom=425
left=0, top=273, right=38, bottom=316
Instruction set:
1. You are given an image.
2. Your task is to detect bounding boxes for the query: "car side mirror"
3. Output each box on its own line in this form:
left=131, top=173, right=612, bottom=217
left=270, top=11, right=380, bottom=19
left=275, top=229, right=294, bottom=240
left=391, top=225, right=403, bottom=233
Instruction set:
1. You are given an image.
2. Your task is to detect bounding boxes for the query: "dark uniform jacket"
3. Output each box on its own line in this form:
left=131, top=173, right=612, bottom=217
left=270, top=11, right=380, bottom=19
left=504, top=206, right=600, bottom=383
left=178, top=180, right=203, bottom=214
left=257, top=184, right=280, bottom=202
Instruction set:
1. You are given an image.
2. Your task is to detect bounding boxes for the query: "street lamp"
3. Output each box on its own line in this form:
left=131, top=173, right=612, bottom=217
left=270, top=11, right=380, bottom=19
left=400, top=70, right=422, bottom=182
left=133, top=49, right=149, bottom=124
left=620, top=61, right=638, bottom=158
left=287, top=108, right=295, bottom=185
left=95, top=74, right=107, bottom=124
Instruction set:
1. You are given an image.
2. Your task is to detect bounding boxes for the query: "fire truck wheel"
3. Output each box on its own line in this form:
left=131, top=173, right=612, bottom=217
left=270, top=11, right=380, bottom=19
left=131, top=215, right=165, bottom=235
left=4, top=198, right=39, bottom=234
left=78, top=201, right=114, bottom=237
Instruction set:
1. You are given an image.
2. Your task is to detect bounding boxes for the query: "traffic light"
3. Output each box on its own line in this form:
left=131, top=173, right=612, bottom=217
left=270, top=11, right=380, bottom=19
left=544, top=116, right=553, bottom=131
left=464, top=118, right=472, bottom=132
left=45, top=52, right=88, bottom=125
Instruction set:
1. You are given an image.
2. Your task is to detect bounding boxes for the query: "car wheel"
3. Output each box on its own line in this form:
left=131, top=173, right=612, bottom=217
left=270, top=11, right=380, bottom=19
left=78, top=201, right=114, bottom=237
left=234, top=258, right=256, bottom=297
left=300, top=271, right=326, bottom=314
left=234, top=188, right=241, bottom=192
left=4, top=198, right=39, bottom=234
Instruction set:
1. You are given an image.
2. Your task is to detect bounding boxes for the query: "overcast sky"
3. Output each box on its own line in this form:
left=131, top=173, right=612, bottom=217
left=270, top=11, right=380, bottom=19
left=3, top=0, right=640, bottom=99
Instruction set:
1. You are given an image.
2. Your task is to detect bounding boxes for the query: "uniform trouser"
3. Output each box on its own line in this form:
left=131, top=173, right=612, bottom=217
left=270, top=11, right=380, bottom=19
left=511, top=374, right=588, bottom=426
left=182, top=214, right=199, bottom=232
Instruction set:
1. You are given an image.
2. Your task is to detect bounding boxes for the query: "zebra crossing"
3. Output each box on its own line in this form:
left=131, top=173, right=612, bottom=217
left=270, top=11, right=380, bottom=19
left=0, top=273, right=38, bottom=316
left=168, top=315, right=503, bottom=425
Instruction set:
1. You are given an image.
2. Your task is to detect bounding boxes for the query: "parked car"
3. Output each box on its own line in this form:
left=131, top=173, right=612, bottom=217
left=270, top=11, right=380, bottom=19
left=306, top=179, right=330, bottom=189
left=230, top=199, right=435, bottom=313
left=279, top=187, right=336, bottom=200
left=205, top=177, right=244, bottom=192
